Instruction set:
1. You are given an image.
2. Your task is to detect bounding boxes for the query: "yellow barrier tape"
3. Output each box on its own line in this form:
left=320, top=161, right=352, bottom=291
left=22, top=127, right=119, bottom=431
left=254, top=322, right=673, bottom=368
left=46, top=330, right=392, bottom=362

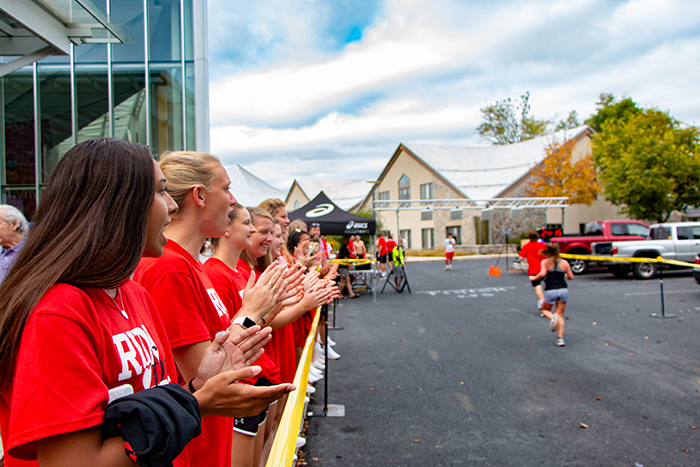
left=559, top=253, right=700, bottom=269
left=265, top=308, right=322, bottom=467
left=330, top=258, right=375, bottom=266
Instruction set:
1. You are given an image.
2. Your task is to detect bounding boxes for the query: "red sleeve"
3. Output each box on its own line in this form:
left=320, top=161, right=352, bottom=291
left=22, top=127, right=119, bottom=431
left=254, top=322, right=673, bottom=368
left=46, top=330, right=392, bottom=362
left=203, top=259, right=240, bottom=317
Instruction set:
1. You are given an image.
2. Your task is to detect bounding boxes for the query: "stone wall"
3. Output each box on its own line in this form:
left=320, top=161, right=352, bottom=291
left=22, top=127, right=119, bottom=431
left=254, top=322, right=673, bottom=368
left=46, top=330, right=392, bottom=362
left=486, top=208, right=546, bottom=244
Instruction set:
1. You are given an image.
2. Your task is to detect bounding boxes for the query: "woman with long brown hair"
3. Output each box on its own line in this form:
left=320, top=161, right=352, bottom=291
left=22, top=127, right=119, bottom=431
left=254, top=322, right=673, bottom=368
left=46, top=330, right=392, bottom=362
left=0, top=139, right=292, bottom=467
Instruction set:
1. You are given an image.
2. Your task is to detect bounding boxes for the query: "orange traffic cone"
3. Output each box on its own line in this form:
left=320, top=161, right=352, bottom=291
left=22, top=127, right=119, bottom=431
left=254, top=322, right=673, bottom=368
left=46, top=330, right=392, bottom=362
left=488, top=266, right=501, bottom=277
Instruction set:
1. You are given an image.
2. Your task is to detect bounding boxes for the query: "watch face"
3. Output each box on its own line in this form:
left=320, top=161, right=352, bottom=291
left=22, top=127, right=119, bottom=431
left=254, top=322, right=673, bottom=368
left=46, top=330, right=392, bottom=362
left=243, top=317, right=256, bottom=328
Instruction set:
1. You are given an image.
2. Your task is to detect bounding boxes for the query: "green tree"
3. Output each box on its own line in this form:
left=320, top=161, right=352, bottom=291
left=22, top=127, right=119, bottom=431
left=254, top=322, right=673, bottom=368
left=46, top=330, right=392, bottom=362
left=554, top=110, right=581, bottom=131
left=591, top=108, right=700, bottom=222
left=477, top=92, right=550, bottom=144
left=584, top=93, right=642, bottom=133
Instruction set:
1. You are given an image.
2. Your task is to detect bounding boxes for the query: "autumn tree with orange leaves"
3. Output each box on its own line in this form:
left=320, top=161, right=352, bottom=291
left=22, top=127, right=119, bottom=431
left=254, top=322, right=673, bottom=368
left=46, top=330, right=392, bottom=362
left=526, top=139, right=600, bottom=205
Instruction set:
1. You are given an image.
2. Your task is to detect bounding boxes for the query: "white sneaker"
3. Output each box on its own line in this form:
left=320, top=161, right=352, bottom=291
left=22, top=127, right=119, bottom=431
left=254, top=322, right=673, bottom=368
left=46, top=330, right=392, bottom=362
left=550, top=314, right=558, bottom=332
left=326, top=346, right=340, bottom=360
left=327, top=336, right=336, bottom=347
left=296, top=437, right=306, bottom=448
left=537, top=299, right=543, bottom=311
left=304, top=396, right=310, bottom=404
left=309, top=366, right=323, bottom=377
left=308, top=370, right=323, bottom=383
left=311, top=360, right=325, bottom=371
left=556, top=337, right=566, bottom=347
left=314, top=344, right=325, bottom=356
left=306, top=385, right=316, bottom=394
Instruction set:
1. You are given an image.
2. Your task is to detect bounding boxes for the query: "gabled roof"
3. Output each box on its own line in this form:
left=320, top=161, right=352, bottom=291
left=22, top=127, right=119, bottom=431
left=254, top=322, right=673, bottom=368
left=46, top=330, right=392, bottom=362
left=359, top=126, right=592, bottom=209
left=225, top=164, right=286, bottom=207
left=286, top=179, right=371, bottom=211
left=405, top=126, right=592, bottom=199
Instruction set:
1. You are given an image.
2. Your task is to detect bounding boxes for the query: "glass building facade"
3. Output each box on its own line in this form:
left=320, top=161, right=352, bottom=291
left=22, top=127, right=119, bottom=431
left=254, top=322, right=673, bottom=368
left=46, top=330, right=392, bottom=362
left=0, top=0, right=207, bottom=219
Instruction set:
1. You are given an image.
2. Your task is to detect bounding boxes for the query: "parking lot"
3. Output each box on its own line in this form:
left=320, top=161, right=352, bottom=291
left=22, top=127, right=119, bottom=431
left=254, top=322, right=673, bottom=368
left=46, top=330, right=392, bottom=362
left=304, top=258, right=700, bottom=466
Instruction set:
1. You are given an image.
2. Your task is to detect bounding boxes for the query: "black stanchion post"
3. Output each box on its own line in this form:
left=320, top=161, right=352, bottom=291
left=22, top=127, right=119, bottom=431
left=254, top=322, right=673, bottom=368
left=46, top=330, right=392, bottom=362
left=323, top=316, right=328, bottom=414
left=651, top=260, right=676, bottom=319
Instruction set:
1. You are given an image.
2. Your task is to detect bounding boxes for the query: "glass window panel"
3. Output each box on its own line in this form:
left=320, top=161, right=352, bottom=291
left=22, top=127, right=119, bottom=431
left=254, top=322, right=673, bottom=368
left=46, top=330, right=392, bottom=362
left=112, top=66, right=148, bottom=145
left=650, top=227, right=671, bottom=240
left=148, top=0, right=182, bottom=62
left=628, top=224, right=649, bottom=237
left=3, top=188, right=37, bottom=221
left=398, top=176, right=410, bottom=207
left=74, top=64, right=110, bottom=144
left=185, top=62, right=195, bottom=150
left=446, top=226, right=462, bottom=245
left=610, top=223, right=626, bottom=236
left=421, top=228, right=434, bottom=250
left=149, top=65, right=184, bottom=154
left=2, top=71, right=36, bottom=187
left=421, top=210, right=432, bottom=221
left=37, top=65, right=73, bottom=183
left=74, top=43, right=108, bottom=64
left=183, top=0, right=194, bottom=61
left=399, top=229, right=411, bottom=249
left=677, top=226, right=691, bottom=240
left=111, top=0, right=146, bottom=63
left=420, top=183, right=432, bottom=200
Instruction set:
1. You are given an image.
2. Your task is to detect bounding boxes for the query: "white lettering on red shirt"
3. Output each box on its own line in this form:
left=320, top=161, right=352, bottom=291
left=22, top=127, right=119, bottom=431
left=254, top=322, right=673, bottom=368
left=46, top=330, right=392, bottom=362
left=207, top=288, right=229, bottom=318
left=112, top=325, right=170, bottom=388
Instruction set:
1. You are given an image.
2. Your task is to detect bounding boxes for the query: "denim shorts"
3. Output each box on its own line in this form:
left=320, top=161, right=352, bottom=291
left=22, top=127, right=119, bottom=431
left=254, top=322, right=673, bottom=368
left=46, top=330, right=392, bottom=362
left=543, top=288, right=568, bottom=305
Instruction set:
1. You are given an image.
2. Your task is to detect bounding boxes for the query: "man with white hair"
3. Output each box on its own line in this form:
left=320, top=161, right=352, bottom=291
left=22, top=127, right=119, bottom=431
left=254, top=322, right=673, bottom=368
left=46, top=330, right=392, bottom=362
left=0, top=205, right=29, bottom=283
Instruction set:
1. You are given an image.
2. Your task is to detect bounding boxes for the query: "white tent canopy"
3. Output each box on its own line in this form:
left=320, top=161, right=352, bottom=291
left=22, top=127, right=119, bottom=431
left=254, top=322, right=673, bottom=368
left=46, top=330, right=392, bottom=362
left=225, top=164, right=286, bottom=207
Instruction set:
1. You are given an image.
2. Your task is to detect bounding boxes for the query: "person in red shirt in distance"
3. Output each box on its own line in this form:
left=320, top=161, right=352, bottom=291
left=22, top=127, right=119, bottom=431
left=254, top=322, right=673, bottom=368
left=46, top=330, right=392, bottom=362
left=376, top=233, right=388, bottom=277
left=134, top=152, right=293, bottom=467
left=518, top=230, right=548, bottom=314
left=0, top=140, right=290, bottom=467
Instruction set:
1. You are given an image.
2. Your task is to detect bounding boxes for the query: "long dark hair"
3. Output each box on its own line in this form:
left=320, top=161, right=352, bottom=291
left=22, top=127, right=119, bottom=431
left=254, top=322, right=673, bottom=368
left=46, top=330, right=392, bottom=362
left=542, top=243, right=561, bottom=261
left=0, top=139, right=154, bottom=391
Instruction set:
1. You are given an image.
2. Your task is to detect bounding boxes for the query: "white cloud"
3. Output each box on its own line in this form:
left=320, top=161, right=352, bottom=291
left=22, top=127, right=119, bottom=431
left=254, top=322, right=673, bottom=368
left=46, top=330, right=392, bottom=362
left=209, top=0, right=700, bottom=188
left=211, top=99, right=478, bottom=152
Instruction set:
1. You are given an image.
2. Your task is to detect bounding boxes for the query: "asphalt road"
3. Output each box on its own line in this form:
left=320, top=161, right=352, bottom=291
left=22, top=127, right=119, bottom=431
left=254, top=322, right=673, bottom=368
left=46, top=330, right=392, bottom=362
left=303, top=259, right=700, bottom=467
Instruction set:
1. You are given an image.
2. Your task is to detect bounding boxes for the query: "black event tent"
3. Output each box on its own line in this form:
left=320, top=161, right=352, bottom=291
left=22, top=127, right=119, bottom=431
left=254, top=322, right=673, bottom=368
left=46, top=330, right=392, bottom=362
left=288, top=191, right=376, bottom=236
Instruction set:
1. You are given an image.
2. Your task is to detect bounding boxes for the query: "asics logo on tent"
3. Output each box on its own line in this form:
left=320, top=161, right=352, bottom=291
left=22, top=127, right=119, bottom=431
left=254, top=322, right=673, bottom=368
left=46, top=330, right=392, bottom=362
left=306, top=203, right=334, bottom=218
left=346, top=220, right=368, bottom=229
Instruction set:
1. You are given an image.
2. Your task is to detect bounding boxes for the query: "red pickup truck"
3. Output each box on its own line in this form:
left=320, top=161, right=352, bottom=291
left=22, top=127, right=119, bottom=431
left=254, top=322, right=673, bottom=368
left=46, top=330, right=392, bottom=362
left=542, top=220, right=650, bottom=274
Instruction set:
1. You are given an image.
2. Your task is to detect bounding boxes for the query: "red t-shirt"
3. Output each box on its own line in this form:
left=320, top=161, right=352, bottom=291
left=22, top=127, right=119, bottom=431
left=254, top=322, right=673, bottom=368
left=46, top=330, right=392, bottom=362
left=0, top=281, right=180, bottom=467
left=377, top=237, right=387, bottom=256
left=386, top=239, right=397, bottom=253
left=520, top=241, right=547, bottom=275
left=203, top=257, right=279, bottom=384
left=134, top=240, right=232, bottom=467
left=238, top=261, right=297, bottom=384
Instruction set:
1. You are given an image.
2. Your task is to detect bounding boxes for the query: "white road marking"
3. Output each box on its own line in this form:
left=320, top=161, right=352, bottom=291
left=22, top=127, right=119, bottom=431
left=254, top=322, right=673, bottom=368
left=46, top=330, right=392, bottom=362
left=624, top=289, right=697, bottom=296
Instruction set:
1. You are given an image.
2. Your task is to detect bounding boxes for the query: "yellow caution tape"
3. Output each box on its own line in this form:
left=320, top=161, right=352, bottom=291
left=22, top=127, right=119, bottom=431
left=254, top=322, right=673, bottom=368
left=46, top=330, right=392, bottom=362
left=559, top=253, right=700, bottom=269
left=266, top=308, right=321, bottom=467
left=330, top=258, right=375, bottom=266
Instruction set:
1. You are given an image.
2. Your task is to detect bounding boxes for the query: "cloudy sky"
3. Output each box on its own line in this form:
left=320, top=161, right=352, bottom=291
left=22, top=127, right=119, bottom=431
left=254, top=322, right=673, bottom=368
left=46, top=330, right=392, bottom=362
left=207, top=0, right=700, bottom=192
